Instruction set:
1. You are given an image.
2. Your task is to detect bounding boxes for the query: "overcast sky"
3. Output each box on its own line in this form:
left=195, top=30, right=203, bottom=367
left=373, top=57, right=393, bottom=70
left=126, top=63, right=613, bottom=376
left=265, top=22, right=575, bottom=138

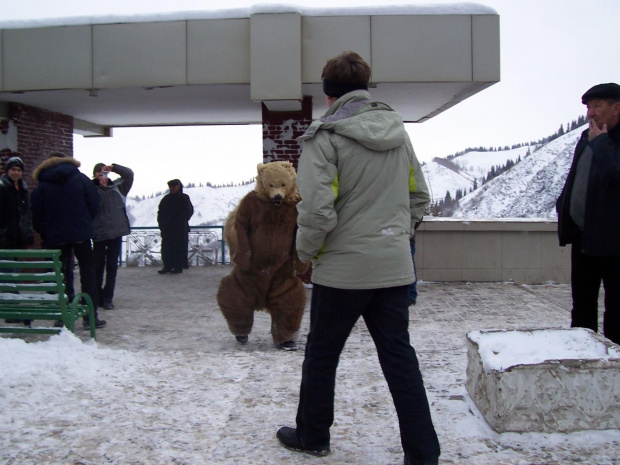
left=3, top=0, right=619, bottom=197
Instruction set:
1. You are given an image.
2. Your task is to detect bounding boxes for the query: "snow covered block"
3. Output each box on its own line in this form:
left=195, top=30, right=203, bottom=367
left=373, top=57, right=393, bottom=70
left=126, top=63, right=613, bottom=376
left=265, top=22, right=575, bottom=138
left=466, top=328, right=620, bottom=433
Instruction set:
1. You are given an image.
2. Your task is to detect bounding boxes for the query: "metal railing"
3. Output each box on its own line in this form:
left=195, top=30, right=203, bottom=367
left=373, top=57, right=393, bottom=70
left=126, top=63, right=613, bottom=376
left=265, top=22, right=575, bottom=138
left=122, top=226, right=227, bottom=266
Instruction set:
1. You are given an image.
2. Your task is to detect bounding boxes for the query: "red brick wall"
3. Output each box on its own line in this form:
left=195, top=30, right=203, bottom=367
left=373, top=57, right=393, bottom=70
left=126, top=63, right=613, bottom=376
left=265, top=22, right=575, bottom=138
left=261, top=96, right=313, bottom=170
left=1, top=103, right=73, bottom=190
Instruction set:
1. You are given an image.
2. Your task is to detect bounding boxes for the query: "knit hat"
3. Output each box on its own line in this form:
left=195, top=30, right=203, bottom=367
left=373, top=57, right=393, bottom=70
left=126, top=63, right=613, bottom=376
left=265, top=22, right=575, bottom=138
left=93, top=163, right=106, bottom=176
left=581, top=83, right=620, bottom=104
left=5, top=156, right=25, bottom=171
left=167, top=179, right=182, bottom=187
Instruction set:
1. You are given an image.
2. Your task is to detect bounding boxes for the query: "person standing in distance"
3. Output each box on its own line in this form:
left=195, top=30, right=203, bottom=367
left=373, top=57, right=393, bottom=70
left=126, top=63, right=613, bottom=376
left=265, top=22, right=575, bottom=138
left=557, top=82, right=620, bottom=345
left=157, top=179, right=193, bottom=274
left=92, top=162, right=134, bottom=310
left=276, top=51, right=439, bottom=465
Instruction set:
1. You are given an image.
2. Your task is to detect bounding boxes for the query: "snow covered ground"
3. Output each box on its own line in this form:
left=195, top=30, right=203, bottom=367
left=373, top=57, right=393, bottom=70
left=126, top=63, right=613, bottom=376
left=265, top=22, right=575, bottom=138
left=1, top=266, right=619, bottom=465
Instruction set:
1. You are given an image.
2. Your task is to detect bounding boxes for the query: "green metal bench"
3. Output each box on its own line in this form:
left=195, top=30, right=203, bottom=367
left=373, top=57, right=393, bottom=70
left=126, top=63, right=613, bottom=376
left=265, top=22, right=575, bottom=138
left=0, top=249, right=96, bottom=339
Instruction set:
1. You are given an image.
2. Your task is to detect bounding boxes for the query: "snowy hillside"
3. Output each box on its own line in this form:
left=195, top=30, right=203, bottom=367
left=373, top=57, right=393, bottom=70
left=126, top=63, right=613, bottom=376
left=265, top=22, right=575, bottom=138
left=126, top=183, right=253, bottom=227
left=420, top=162, right=474, bottom=203
left=126, top=126, right=585, bottom=224
left=421, top=145, right=532, bottom=203
left=453, top=126, right=584, bottom=218
left=451, top=146, right=532, bottom=180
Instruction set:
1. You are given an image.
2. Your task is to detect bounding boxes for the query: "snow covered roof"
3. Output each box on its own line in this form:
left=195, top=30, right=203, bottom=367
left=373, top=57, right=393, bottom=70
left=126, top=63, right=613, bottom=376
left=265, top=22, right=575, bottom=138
left=0, top=3, right=500, bottom=135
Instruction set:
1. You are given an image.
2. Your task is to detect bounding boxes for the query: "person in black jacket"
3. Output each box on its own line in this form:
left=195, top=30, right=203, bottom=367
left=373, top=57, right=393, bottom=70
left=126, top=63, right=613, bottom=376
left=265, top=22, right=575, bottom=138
left=1, top=156, right=35, bottom=326
left=31, top=152, right=105, bottom=329
left=0, top=156, right=34, bottom=250
left=157, top=179, right=193, bottom=274
left=92, top=163, right=134, bottom=310
left=556, top=82, right=620, bottom=345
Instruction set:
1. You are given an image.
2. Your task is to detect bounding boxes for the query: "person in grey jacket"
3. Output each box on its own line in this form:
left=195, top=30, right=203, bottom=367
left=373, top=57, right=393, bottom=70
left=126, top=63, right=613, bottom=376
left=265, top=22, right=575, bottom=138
left=276, top=51, right=439, bottom=465
left=92, top=163, right=134, bottom=310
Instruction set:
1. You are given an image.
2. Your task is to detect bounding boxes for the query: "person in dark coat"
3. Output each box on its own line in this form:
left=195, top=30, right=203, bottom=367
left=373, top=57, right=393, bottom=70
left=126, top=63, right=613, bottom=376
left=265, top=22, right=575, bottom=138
left=92, top=163, right=134, bottom=310
left=0, top=156, right=34, bottom=250
left=556, top=82, right=620, bottom=345
left=1, top=156, right=35, bottom=326
left=157, top=179, right=193, bottom=274
left=31, top=152, right=105, bottom=329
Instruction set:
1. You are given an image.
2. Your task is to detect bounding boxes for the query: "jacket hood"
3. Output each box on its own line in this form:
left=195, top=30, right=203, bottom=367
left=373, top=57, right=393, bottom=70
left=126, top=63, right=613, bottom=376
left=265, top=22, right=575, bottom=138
left=33, top=157, right=81, bottom=183
left=299, top=89, right=407, bottom=152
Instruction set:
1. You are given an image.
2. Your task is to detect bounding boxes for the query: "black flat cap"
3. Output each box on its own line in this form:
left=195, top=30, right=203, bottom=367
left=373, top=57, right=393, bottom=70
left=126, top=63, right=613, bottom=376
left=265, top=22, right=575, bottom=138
left=581, top=83, right=620, bottom=104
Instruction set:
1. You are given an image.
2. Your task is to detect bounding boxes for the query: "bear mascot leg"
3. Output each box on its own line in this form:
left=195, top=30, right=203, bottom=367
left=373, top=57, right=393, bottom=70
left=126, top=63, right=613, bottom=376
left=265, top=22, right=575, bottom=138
left=217, top=272, right=256, bottom=342
left=266, top=271, right=306, bottom=346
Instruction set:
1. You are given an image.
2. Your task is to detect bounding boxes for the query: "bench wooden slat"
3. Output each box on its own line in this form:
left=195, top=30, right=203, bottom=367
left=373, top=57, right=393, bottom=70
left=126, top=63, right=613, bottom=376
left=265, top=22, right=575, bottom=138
left=0, top=272, right=59, bottom=280
left=0, top=261, right=58, bottom=268
left=0, top=293, right=66, bottom=302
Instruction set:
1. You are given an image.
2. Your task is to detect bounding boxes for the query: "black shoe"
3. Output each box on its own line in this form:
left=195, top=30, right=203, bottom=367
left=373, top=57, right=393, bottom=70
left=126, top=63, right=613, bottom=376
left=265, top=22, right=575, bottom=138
left=158, top=269, right=171, bottom=274
left=83, top=318, right=107, bottom=329
left=276, top=427, right=330, bottom=457
left=235, top=335, right=248, bottom=345
left=278, top=341, right=298, bottom=351
left=23, top=319, right=32, bottom=327
left=169, top=269, right=183, bottom=274
left=54, top=320, right=64, bottom=328
left=103, top=301, right=115, bottom=310
left=404, top=455, right=439, bottom=465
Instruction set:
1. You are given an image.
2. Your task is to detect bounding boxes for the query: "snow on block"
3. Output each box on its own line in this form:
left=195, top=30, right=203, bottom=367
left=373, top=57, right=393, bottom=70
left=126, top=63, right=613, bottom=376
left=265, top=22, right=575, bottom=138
left=466, top=328, right=620, bottom=433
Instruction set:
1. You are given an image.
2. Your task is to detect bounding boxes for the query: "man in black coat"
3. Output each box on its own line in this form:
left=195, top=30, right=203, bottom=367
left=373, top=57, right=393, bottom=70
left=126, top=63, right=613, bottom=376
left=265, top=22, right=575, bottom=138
left=157, top=179, right=193, bottom=274
left=1, top=156, right=35, bottom=326
left=0, top=156, right=34, bottom=250
left=556, top=82, right=620, bottom=344
left=31, top=152, right=105, bottom=329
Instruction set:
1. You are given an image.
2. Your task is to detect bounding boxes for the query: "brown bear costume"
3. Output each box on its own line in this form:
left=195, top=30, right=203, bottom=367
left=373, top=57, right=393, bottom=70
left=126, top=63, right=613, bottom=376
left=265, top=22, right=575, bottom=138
left=217, top=161, right=308, bottom=350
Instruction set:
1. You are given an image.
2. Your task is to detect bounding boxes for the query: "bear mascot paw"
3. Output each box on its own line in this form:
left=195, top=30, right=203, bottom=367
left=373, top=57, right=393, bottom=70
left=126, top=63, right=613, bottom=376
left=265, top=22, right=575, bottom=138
left=217, top=161, right=308, bottom=351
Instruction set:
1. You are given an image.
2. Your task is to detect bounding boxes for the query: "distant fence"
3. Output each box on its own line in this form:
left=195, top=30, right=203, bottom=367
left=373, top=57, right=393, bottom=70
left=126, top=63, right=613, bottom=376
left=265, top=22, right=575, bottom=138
left=121, top=226, right=227, bottom=266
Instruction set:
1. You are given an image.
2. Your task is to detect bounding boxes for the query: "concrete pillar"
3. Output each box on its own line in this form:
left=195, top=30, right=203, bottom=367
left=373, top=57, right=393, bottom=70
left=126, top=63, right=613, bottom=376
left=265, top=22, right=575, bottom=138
left=261, top=96, right=313, bottom=170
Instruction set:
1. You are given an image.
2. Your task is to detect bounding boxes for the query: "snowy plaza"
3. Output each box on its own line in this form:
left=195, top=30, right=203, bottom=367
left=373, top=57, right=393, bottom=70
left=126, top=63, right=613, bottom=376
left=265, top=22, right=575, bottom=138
left=1, top=265, right=619, bottom=465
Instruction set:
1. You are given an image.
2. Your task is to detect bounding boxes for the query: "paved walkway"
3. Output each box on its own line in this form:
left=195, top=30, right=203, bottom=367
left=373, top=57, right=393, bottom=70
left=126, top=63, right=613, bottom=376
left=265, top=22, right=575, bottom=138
left=5, top=265, right=619, bottom=464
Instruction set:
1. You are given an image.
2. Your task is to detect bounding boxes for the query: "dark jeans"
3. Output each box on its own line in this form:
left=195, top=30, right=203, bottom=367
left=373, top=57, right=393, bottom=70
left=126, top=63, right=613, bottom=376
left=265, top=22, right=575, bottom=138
left=161, top=233, right=187, bottom=272
left=295, top=284, right=440, bottom=462
left=409, top=237, right=418, bottom=302
left=570, top=238, right=620, bottom=344
left=93, top=236, right=122, bottom=305
left=58, top=241, right=99, bottom=319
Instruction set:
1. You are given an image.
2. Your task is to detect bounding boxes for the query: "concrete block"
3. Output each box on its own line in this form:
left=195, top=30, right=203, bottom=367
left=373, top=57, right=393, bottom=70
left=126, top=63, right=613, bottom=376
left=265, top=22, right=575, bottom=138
left=466, top=328, right=620, bottom=433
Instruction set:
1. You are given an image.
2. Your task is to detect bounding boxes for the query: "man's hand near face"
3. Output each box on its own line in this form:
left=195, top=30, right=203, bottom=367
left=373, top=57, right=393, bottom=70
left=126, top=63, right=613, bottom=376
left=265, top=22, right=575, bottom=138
left=588, top=119, right=608, bottom=141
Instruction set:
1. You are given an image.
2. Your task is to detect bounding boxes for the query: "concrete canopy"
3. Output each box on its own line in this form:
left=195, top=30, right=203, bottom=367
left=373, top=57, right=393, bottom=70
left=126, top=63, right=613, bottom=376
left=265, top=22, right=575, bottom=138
left=0, top=4, right=499, bottom=136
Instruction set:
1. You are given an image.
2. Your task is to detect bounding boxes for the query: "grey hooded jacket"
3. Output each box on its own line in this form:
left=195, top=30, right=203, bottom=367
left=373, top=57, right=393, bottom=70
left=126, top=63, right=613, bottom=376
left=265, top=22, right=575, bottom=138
left=296, top=90, right=430, bottom=289
left=92, top=164, right=134, bottom=242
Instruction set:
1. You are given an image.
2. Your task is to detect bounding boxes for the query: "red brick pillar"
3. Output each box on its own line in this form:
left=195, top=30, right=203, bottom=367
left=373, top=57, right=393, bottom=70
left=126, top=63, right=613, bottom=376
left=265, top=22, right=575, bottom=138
left=0, top=103, right=73, bottom=190
left=261, top=96, right=313, bottom=170
left=1, top=104, right=73, bottom=248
